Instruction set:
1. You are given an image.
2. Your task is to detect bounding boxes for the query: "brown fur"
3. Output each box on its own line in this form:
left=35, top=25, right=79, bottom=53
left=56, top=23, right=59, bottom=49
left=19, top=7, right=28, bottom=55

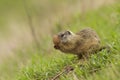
left=53, top=28, right=104, bottom=59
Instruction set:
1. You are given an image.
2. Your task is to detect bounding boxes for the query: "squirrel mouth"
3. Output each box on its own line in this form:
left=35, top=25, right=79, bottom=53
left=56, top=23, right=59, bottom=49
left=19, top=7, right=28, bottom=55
left=54, top=45, right=60, bottom=49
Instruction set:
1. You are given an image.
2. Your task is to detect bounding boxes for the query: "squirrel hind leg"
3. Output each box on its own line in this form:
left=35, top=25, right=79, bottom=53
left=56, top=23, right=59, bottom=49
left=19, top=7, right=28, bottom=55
left=77, top=54, right=83, bottom=59
left=77, top=53, right=90, bottom=60
left=99, top=45, right=111, bottom=52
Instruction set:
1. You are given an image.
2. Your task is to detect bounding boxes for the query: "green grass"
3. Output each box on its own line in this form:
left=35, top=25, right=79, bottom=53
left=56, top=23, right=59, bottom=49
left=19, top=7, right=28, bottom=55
left=17, top=3, right=120, bottom=80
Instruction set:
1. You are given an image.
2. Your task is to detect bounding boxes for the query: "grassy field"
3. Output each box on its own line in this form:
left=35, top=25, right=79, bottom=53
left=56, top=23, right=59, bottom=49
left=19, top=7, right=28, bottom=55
left=17, top=3, right=120, bottom=80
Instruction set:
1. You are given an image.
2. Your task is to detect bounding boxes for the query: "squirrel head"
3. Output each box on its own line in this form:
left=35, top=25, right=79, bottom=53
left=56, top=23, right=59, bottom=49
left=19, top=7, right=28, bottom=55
left=53, top=30, right=74, bottom=49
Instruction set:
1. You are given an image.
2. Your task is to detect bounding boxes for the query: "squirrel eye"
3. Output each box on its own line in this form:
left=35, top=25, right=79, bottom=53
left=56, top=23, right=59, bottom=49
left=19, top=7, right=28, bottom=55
left=61, top=34, right=64, bottom=37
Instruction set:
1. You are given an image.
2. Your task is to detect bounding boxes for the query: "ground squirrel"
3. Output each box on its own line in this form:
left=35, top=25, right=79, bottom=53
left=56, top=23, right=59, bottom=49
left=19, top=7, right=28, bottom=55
left=53, top=28, right=109, bottom=59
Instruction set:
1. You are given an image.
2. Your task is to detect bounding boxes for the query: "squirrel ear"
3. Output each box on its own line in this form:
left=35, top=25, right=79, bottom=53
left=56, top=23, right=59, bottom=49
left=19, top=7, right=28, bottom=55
left=66, top=30, right=71, bottom=35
